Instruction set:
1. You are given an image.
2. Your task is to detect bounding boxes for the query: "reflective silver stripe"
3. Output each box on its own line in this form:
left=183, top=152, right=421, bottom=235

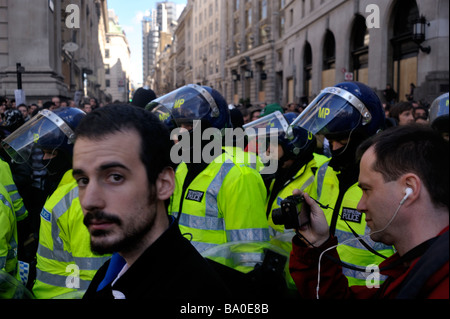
left=51, top=187, right=79, bottom=260
left=270, top=228, right=295, bottom=241
left=38, top=243, right=109, bottom=271
left=38, top=187, right=79, bottom=263
left=74, top=256, right=110, bottom=271
left=341, top=260, right=388, bottom=282
left=177, top=213, right=224, bottom=231
left=321, top=87, right=372, bottom=125
left=36, top=269, right=91, bottom=290
left=316, top=161, right=329, bottom=199
left=39, top=109, right=77, bottom=144
left=227, top=228, right=270, bottom=242
left=335, top=229, right=393, bottom=252
left=9, top=192, right=21, bottom=202
left=14, top=204, right=27, bottom=219
left=7, top=235, right=17, bottom=260
left=38, top=241, right=72, bottom=263
left=191, top=241, right=218, bottom=253
left=4, top=185, right=17, bottom=192
left=205, top=159, right=235, bottom=218
left=0, top=194, right=13, bottom=210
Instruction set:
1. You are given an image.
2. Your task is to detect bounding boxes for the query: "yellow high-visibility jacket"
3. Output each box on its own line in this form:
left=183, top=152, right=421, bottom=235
left=32, top=170, right=110, bottom=299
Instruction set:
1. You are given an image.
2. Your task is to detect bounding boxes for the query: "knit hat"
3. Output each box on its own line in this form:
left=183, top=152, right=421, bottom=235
left=259, top=103, right=284, bottom=117
left=131, top=88, right=157, bottom=108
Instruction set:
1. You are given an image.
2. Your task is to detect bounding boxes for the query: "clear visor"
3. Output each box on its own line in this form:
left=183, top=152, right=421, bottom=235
left=243, top=111, right=289, bottom=156
left=243, top=111, right=290, bottom=138
left=145, top=84, right=218, bottom=129
left=291, top=87, right=372, bottom=136
left=1, top=110, right=74, bottom=165
left=429, top=93, right=449, bottom=123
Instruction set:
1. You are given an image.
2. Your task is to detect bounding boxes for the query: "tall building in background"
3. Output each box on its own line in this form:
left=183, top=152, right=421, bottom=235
left=142, top=9, right=159, bottom=89
left=142, top=1, right=185, bottom=90
left=105, top=9, right=131, bottom=103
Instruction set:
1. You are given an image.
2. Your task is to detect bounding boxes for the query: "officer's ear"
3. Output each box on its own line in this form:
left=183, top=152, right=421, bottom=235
left=155, top=167, right=175, bottom=201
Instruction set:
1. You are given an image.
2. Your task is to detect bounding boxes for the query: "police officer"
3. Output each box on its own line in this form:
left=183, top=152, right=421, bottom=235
left=291, top=82, right=396, bottom=286
left=0, top=182, right=18, bottom=280
left=146, top=85, right=270, bottom=261
left=429, top=92, right=449, bottom=141
left=2, top=108, right=111, bottom=298
left=245, top=111, right=328, bottom=243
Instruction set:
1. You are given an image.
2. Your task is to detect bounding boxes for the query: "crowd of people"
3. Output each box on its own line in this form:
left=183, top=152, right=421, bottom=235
left=0, top=82, right=448, bottom=302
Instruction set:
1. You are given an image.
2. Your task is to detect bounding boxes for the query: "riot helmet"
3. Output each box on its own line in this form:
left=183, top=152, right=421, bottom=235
left=244, top=111, right=315, bottom=169
left=291, top=82, right=385, bottom=140
left=429, top=92, right=449, bottom=140
left=291, top=82, right=385, bottom=171
left=145, top=84, right=231, bottom=132
left=1, top=107, right=85, bottom=169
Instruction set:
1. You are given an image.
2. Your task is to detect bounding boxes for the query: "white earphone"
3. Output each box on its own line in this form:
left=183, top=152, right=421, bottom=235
left=400, top=187, right=413, bottom=205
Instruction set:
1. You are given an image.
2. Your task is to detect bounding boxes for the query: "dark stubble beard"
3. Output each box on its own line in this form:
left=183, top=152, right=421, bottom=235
left=84, top=192, right=158, bottom=256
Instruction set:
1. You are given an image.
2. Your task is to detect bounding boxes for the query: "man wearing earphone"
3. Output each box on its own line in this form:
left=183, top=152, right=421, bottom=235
left=289, top=124, right=449, bottom=299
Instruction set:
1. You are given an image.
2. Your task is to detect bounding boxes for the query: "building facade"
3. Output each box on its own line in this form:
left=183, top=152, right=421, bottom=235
left=170, top=0, right=448, bottom=107
left=0, top=0, right=112, bottom=105
left=105, top=9, right=131, bottom=103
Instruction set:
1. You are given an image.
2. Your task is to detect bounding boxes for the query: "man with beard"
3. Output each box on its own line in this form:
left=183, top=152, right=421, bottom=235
left=73, top=104, right=230, bottom=300
left=290, top=82, right=396, bottom=287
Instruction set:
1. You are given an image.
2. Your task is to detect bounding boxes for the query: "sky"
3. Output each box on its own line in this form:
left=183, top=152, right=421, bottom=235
left=107, top=0, right=187, bottom=86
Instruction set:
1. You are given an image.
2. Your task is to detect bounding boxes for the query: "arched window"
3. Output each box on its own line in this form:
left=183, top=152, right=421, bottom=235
left=351, top=14, right=369, bottom=84
left=390, top=0, right=419, bottom=102
left=322, top=30, right=336, bottom=88
left=303, top=41, right=313, bottom=99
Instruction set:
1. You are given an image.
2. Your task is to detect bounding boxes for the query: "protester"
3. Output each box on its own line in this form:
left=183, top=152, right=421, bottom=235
left=73, top=104, right=230, bottom=299
left=289, top=125, right=449, bottom=299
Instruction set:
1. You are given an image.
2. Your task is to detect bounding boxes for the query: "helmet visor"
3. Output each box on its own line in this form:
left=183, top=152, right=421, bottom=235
left=243, top=111, right=289, bottom=156
left=145, top=84, right=218, bottom=130
left=243, top=111, right=290, bottom=138
left=1, top=110, right=73, bottom=165
left=429, top=93, right=449, bottom=124
left=291, top=87, right=372, bottom=136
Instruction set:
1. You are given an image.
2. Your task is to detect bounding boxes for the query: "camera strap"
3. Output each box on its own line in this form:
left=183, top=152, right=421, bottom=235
left=344, top=220, right=389, bottom=259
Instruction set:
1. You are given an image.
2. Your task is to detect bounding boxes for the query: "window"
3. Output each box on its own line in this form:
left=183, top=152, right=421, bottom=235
left=279, top=15, right=285, bottom=37
left=260, top=0, right=267, bottom=20
left=246, top=8, right=252, bottom=28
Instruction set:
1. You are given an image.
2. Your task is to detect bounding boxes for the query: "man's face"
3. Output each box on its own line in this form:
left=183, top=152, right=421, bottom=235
left=357, top=147, right=401, bottom=244
left=398, top=110, right=415, bottom=126
left=73, top=129, right=157, bottom=255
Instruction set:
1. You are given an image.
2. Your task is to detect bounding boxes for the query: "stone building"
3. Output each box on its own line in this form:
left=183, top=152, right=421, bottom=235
left=105, top=9, right=131, bottom=103
left=173, top=0, right=448, bottom=107
left=0, top=0, right=111, bottom=105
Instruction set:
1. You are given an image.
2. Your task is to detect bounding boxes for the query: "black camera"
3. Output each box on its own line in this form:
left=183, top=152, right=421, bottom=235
left=272, top=195, right=311, bottom=229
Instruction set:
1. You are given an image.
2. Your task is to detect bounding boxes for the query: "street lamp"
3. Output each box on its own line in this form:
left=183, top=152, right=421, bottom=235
left=412, top=16, right=431, bottom=54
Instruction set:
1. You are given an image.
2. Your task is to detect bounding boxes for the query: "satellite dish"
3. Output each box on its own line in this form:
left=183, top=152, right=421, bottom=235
left=63, top=42, right=79, bottom=52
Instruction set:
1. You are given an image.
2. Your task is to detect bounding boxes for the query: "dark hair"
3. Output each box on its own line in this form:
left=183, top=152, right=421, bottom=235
left=357, top=124, right=449, bottom=210
left=389, top=102, right=413, bottom=122
left=74, top=104, right=175, bottom=185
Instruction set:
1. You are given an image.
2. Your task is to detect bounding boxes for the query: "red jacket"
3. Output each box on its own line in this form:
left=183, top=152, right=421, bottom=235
left=289, top=227, right=449, bottom=299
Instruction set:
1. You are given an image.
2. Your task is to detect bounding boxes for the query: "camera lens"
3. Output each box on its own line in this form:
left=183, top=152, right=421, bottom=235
left=272, top=208, right=285, bottom=225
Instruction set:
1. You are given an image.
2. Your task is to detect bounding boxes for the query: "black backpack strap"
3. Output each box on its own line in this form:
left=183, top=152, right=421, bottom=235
left=396, top=231, right=449, bottom=299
